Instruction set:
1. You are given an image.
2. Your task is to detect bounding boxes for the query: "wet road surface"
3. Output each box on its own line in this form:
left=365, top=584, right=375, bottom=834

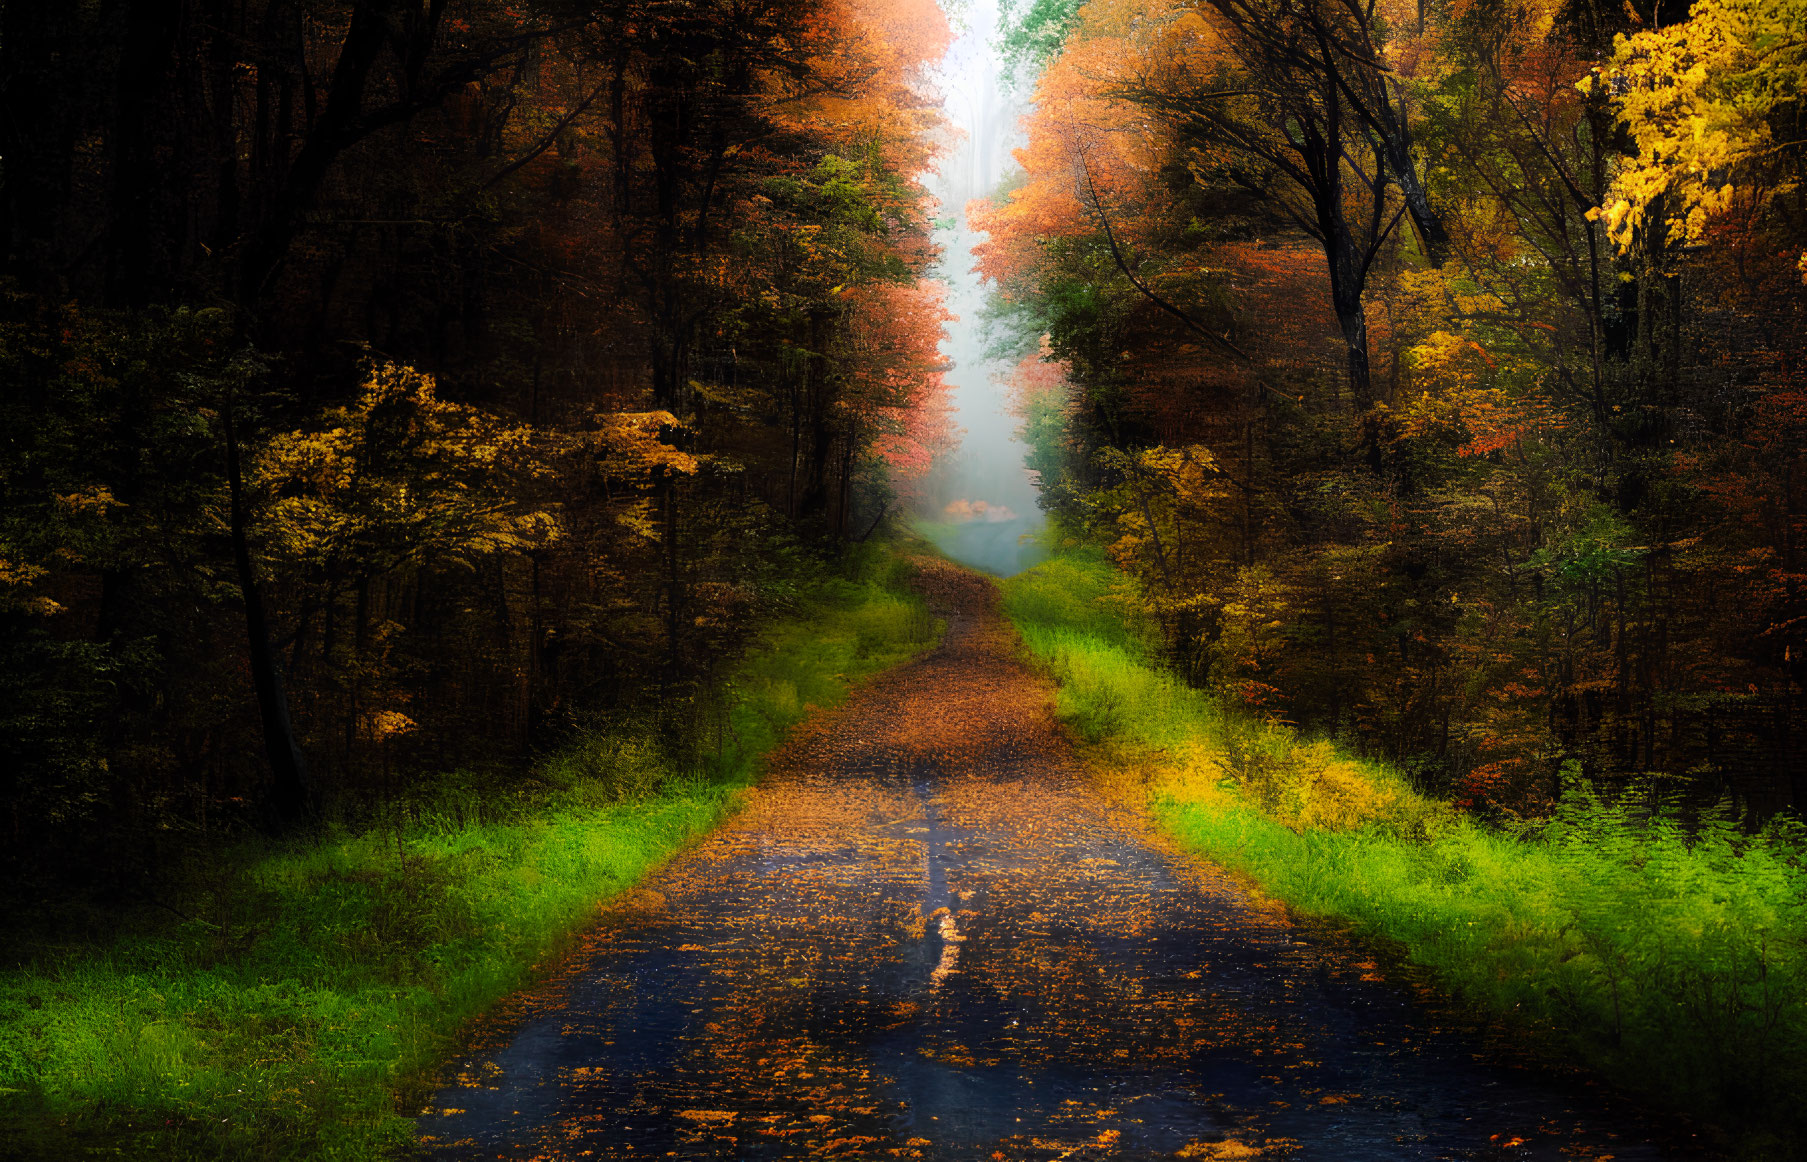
left=420, top=561, right=1682, bottom=1161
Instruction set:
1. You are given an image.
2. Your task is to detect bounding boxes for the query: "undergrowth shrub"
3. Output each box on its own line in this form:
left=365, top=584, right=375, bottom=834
left=542, top=735, right=669, bottom=802
left=1002, top=548, right=1807, bottom=1157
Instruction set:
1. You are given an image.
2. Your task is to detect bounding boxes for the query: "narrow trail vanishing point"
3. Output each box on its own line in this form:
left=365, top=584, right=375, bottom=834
left=421, top=559, right=1683, bottom=1161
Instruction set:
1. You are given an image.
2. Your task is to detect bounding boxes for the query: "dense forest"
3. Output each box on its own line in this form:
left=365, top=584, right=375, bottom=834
left=0, top=0, right=954, bottom=889
left=3, top=0, right=1807, bottom=1153
left=981, top=0, right=1806, bottom=816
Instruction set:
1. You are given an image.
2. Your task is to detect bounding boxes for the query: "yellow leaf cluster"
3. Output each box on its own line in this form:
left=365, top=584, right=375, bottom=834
left=257, top=363, right=559, bottom=573
left=0, top=556, right=59, bottom=616
left=1590, top=0, right=1806, bottom=252
left=594, top=411, right=703, bottom=477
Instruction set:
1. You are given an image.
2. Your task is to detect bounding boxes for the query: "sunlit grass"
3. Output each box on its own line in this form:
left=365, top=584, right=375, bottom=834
left=1003, top=549, right=1807, bottom=1156
left=0, top=541, right=941, bottom=1160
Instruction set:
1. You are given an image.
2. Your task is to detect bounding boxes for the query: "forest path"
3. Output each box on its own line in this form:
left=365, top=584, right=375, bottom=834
left=420, top=559, right=1676, bottom=1161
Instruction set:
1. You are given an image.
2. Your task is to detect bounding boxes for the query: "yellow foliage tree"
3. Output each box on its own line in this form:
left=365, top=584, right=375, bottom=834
left=257, top=362, right=560, bottom=578
left=588, top=410, right=705, bottom=541
left=1587, top=0, right=1806, bottom=262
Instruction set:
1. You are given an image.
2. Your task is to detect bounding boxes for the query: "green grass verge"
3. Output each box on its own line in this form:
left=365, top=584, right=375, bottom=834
left=1001, top=547, right=1807, bottom=1158
left=0, top=540, right=941, bottom=1160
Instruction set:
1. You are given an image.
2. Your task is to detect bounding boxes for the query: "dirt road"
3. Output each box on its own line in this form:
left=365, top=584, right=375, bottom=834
left=420, top=562, right=1679, bottom=1160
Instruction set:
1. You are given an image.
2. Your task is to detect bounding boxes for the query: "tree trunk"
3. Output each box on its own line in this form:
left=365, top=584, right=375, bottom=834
left=1332, top=283, right=1373, bottom=408
left=1, top=0, right=82, bottom=290
left=661, top=464, right=683, bottom=691
left=208, top=0, right=242, bottom=261
left=1378, top=114, right=1448, bottom=267
left=652, top=329, right=688, bottom=408
left=225, top=403, right=310, bottom=826
left=238, top=0, right=401, bottom=303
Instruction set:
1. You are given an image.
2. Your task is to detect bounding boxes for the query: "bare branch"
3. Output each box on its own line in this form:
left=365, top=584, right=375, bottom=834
left=1076, top=148, right=1250, bottom=361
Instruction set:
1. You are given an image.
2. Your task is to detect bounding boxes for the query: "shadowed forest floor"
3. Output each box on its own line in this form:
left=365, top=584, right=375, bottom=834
left=419, top=560, right=1686, bottom=1160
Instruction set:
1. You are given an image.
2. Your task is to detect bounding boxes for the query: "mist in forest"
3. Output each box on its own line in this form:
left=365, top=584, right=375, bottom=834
left=919, top=2, right=1048, bottom=577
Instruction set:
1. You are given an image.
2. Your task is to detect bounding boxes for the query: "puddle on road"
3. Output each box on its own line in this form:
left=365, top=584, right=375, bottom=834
left=419, top=566, right=1684, bottom=1161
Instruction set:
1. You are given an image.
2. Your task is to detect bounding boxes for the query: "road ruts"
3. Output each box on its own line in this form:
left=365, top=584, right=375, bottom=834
left=419, top=559, right=1687, bottom=1161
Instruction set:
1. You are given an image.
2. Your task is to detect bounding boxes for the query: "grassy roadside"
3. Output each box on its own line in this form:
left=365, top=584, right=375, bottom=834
left=0, top=540, right=941, bottom=1161
left=1001, top=548, right=1807, bottom=1159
